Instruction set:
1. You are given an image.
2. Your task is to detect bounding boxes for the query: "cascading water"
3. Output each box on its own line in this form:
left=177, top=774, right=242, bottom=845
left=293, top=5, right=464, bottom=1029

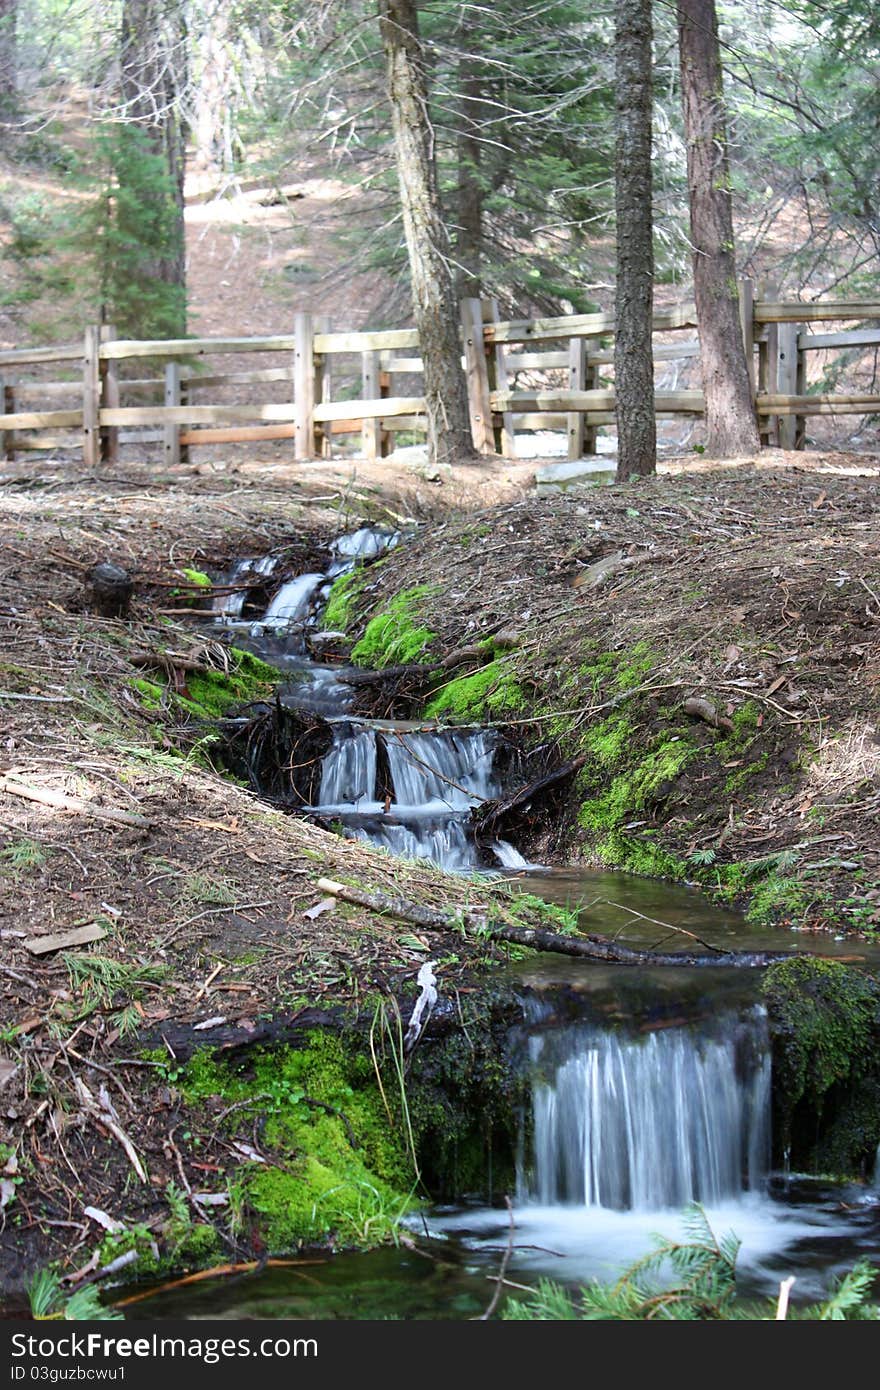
left=312, top=723, right=499, bottom=870
left=522, top=1009, right=772, bottom=1211
left=214, top=527, right=513, bottom=871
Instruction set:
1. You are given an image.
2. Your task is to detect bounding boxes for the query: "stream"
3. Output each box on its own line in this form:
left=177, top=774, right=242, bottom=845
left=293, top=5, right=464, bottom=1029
left=130, top=530, right=880, bottom=1318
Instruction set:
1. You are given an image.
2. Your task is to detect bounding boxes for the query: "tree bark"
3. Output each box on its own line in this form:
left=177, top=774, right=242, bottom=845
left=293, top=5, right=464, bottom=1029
left=120, top=0, right=188, bottom=335
left=614, top=0, right=656, bottom=481
left=0, top=0, right=15, bottom=114
left=379, top=0, right=479, bottom=467
left=677, top=0, right=760, bottom=457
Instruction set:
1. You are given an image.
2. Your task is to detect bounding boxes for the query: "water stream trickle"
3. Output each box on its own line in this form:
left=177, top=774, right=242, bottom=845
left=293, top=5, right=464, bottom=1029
left=195, top=534, right=880, bottom=1314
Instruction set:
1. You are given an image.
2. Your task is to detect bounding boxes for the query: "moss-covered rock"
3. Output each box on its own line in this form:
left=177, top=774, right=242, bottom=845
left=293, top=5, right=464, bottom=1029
left=762, top=957, right=880, bottom=1176
left=351, top=586, right=438, bottom=668
left=177, top=1032, right=416, bottom=1252
left=129, top=647, right=280, bottom=723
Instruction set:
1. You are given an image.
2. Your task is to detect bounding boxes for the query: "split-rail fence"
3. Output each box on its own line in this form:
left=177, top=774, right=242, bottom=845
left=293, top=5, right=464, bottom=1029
left=2, top=281, right=879, bottom=465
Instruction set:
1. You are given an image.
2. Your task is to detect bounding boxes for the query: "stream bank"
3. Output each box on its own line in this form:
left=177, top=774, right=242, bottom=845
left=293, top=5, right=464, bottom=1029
left=1, top=453, right=879, bottom=1309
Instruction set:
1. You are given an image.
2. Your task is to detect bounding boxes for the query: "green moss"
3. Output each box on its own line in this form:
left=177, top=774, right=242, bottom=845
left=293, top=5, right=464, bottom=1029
left=181, top=568, right=211, bottom=588
left=593, top=831, right=688, bottom=880
left=762, top=957, right=880, bottom=1173
left=578, top=737, right=695, bottom=834
left=175, top=1033, right=414, bottom=1252
left=424, top=659, right=525, bottom=721
left=321, top=569, right=364, bottom=633
left=351, top=586, right=438, bottom=668
left=130, top=648, right=280, bottom=722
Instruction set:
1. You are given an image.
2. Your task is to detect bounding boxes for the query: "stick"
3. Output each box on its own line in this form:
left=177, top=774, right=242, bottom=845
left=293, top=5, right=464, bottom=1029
left=775, top=1275, right=796, bottom=1320
left=479, top=1196, right=516, bottom=1320
left=0, top=777, right=152, bottom=828
left=315, top=879, right=795, bottom=969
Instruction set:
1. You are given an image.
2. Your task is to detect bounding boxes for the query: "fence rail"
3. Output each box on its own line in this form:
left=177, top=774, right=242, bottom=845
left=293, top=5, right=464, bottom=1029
left=2, top=281, right=880, bottom=465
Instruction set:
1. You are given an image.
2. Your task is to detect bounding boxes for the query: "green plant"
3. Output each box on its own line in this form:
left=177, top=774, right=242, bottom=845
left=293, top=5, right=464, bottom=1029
left=0, top=838, right=49, bottom=877
left=27, top=1267, right=122, bottom=1321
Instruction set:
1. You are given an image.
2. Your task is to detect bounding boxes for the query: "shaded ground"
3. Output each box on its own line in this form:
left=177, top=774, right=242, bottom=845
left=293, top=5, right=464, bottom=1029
left=1, top=446, right=879, bottom=1304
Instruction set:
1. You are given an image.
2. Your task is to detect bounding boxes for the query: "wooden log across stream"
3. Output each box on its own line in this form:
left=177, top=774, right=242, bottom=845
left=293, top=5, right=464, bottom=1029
left=316, top=878, right=797, bottom=969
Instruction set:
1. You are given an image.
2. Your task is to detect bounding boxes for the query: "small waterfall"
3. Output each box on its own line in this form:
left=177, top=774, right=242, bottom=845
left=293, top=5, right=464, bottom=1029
left=214, top=554, right=279, bottom=619
left=522, top=1010, right=771, bottom=1211
left=318, top=727, right=379, bottom=807
left=385, top=730, right=495, bottom=809
left=263, top=573, right=326, bottom=626
left=310, top=724, right=500, bottom=870
left=215, top=528, right=520, bottom=872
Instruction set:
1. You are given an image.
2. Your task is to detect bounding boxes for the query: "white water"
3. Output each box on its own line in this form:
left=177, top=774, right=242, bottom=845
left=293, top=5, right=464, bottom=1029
left=523, top=1013, right=771, bottom=1210
left=263, top=572, right=326, bottom=625
left=429, top=1007, right=873, bottom=1300
left=311, top=724, right=501, bottom=870
left=213, top=554, right=279, bottom=619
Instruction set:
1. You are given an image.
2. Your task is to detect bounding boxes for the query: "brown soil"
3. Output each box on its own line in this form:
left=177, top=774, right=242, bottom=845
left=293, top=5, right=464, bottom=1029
left=1, top=441, right=879, bottom=1299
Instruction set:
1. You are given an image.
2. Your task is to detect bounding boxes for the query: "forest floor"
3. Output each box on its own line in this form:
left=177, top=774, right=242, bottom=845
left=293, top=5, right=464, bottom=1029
left=0, top=446, right=879, bottom=1307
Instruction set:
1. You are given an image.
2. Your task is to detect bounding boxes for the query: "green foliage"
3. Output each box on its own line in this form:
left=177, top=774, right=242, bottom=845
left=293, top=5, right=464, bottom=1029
left=762, top=957, right=880, bottom=1118
left=80, top=124, right=185, bottom=339
left=503, top=1206, right=879, bottom=1320
left=321, top=569, right=364, bottom=633
left=27, top=1267, right=122, bottom=1321
left=181, top=568, right=211, bottom=588
left=130, top=647, right=279, bottom=723
left=0, top=838, right=50, bottom=877
left=351, top=587, right=438, bottom=668
left=59, top=953, right=166, bottom=1037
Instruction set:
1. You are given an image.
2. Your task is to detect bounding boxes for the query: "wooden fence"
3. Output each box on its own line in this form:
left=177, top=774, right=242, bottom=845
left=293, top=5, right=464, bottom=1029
left=2, top=281, right=880, bottom=464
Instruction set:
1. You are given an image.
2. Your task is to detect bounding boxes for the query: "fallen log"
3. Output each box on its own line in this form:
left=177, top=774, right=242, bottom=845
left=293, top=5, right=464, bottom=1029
left=0, top=777, right=153, bottom=828
left=315, top=878, right=796, bottom=969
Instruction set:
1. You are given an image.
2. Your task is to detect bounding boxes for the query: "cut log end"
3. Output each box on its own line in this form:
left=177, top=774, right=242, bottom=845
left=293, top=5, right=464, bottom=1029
left=85, top=562, right=134, bottom=619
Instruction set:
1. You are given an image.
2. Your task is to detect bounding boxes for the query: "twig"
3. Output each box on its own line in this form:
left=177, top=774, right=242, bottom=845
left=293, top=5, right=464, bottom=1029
left=775, top=1275, right=796, bottom=1320
left=595, top=899, right=726, bottom=955
left=479, top=1196, right=515, bottom=1320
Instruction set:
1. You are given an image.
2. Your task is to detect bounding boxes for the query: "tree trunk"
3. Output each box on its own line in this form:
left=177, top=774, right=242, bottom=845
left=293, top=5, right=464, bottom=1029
left=0, top=0, right=16, bottom=114
left=677, top=0, right=760, bottom=457
left=191, top=0, right=240, bottom=175
left=120, top=0, right=187, bottom=335
left=614, top=0, right=656, bottom=481
left=379, top=0, right=479, bottom=466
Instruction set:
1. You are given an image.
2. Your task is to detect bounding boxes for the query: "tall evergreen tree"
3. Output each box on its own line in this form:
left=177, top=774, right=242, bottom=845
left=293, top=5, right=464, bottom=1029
left=614, top=0, right=656, bottom=480
left=378, top=0, right=478, bottom=466
left=677, top=0, right=759, bottom=456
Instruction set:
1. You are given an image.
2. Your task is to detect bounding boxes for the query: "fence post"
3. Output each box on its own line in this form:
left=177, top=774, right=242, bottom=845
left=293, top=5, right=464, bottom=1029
left=164, top=361, right=181, bottom=466
left=361, top=351, right=381, bottom=461
left=460, top=297, right=495, bottom=454
left=794, top=326, right=806, bottom=450
left=99, top=323, right=119, bottom=464
left=485, top=298, right=515, bottom=456
left=0, top=377, right=14, bottom=461
left=315, top=315, right=333, bottom=459
left=294, top=311, right=316, bottom=461
left=567, top=337, right=587, bottom=460
left=738, top=275, right=756, bottom=404
left=584, top=339, right=600, bottom=455
left=82, top=325, right=101, bottom=469
left=777, top=321, right=800, bottom=450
